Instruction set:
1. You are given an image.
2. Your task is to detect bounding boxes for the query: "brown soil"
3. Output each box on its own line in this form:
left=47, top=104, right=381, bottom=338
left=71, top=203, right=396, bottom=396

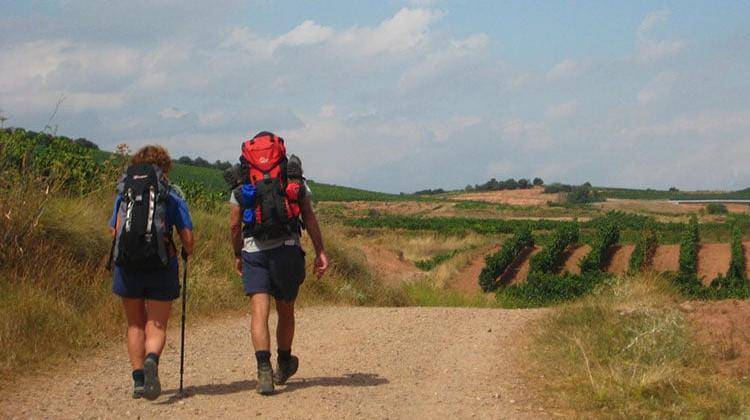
left=560, top=245, right=591, bottom=275
left=453, top=187, right=562, bottom=206
left=594, top=199, right=694, bottom=215
left=0, top=307, right=549, bottom=419
left=606, top=245, right=635, bottom=275
left=358, top=244, right=423, bottom=286
left=502, top=246, right=541, bottom=285
left=652, top=245, right=680, bottom=272
left=697, top=243, right=731, bottom=285
left=685, top=300, right=750, bottom=378
left=450, top=245, right=500, bottom=294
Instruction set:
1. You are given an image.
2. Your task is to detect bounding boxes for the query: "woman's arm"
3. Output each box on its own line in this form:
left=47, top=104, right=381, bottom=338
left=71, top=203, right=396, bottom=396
left=178, top=228, right=194, bottom=256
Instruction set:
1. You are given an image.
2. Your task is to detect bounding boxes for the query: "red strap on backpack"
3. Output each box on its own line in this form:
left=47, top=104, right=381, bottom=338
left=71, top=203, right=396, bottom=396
left=241, top=132, right=287, bottom=185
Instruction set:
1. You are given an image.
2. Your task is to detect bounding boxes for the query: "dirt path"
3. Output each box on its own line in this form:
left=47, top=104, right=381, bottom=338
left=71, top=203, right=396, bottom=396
left=697, top=243, right=731, bottom=285
left=606, top=245, right=635, bottom=275
left=450, top=245, right=500, bottom=294
left=653, top=245, right=680, bottom=272
left=0, top=307, right=547, bottom=419
left=560, top=245, right=591, bottom=275
left=502, top=246, right=541, bottom=285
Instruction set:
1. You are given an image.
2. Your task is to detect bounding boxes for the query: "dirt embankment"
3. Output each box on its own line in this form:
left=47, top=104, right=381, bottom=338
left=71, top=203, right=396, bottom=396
left=450, top=245, right=501, bottom=294
left=697, top=243, right=731, bottom=285
left=606, top=245, right=635, bottom=275
left=652, top=245, right=680, bottom=272
left=560, top=245, right=591, bottom=275
left=0, top=307, right=549, bottom=419
left=358, top=244, right=423, bottom=286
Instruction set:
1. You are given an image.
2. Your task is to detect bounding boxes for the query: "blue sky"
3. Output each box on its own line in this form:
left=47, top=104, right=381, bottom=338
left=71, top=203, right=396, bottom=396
left=1, top=0, right=749, bottom=192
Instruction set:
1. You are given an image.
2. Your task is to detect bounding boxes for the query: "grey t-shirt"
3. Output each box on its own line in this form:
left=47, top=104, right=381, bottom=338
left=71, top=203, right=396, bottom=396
left=229, top=183, right=312, bottom=253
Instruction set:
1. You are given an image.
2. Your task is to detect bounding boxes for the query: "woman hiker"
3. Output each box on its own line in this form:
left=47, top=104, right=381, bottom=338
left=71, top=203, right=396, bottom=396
left=108, top=145, right=194, bottom=400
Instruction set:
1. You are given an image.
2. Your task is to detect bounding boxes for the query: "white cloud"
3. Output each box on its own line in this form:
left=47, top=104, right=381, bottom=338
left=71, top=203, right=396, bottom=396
left=335, top=8, right=444, bottom=56
left=634, top=9, right=685, bottom=63
left=159, top=107, right=189, bottom=119
left=276, top=20, right=333, bottom=47
left=638, top=9, right=671, bottom=34
left=545, top=100, right=579, bottom=119
left=399, top=33, right=489, bottom=90
left=623, top=109, right=750, bottom=138
left=637, top=70, right=677, bottom=105
left=545, top=59, right=584, bottom=82
left=500, top=118, right=551, bottom=149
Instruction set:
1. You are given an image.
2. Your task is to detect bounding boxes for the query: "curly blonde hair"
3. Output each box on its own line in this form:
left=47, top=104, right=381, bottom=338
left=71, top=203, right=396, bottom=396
left=131, top=145, right=173, bottom=173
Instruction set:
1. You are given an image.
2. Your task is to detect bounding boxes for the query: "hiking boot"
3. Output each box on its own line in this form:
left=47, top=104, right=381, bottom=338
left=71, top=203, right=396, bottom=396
left=274, top=355, right=299, bottom=385
left=143, top=357, right=162, bottom=401
left=256, top=365, right=275, bottom=395
left=132, top=382, right=144, bottom=399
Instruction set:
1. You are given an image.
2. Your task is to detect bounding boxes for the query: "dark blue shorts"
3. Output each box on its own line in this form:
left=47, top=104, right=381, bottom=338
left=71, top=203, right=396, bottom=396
left=113, top=257, right=180, bottom=301
left=242, top=246, right=306, bottom=302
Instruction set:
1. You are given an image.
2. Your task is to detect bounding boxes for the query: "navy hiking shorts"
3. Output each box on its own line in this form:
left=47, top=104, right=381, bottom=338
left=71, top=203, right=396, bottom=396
left=113, top=257, right=180, bottom=301
left=242, top=246, right=306, bottom=302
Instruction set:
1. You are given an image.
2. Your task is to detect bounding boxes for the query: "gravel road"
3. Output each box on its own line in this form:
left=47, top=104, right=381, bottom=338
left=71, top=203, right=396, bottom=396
left=1, top=307, right=548, bottom=419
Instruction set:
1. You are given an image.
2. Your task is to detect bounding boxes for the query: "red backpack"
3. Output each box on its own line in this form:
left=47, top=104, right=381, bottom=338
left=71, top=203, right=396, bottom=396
left=239, top=132, right=304, bottom=240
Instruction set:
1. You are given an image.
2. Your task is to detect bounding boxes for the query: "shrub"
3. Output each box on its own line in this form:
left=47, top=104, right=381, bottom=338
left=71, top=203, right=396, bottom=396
left=678, top=215, right=700, bottom=277
left=497, top=271, right=609, bottom=308
left=566, top=185, right=603, bottom=204
left=727, top=224, right=747, bottom=282
left=673, top=216, right=704, bottom=295
left=579, top=222, right=620, bottom=273
left=478, top=226, right=534, bottom=292
left=628, top=224, right=658, bottom=274
left=530, top=223, right=579, bottom=274
left=706, top=203, right=728, bottom=215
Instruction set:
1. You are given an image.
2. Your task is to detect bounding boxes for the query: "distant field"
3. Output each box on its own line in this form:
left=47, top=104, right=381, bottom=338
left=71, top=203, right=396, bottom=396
left=598, top=186, right=750, bottom=201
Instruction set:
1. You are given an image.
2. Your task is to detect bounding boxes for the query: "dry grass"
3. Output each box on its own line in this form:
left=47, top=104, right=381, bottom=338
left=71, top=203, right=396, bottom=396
left=343, top=229, right=487, bottom=262
left=530, top=273, right=750, bottom=418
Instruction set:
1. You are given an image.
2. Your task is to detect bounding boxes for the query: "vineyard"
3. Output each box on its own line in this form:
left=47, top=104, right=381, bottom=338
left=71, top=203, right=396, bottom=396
left=474, top=214, right=750, bottom=307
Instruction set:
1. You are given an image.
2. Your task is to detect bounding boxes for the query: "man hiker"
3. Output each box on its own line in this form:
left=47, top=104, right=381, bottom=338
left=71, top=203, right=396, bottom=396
left=229, top=131, right=329, bottom=395
left=109, top=145, right=195, bottom=400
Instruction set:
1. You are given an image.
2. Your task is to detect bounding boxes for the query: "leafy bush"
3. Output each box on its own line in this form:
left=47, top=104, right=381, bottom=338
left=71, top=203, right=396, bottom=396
left=566, top=184, right=604, bottom=204
left=579, top=222, right=620, bottom=273
left=679, top=215, right=700, bottom=277
left=727, top=224, right=747, bottom=282
left=628, top=224, right=658, bottom=274
left=478, top=226, right=534, bottom=292
left=415, top=247, right=470, bottom=271
left=706, top=203, right=728, bottom=214
left=497, top=271, right=609, bottom=308
left=673, top=216, right=705, bottom=296
left=529, top=223, right=580, bottom=274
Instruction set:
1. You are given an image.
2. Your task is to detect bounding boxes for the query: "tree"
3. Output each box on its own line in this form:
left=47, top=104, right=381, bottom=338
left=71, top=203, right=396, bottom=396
left=518, top=178, right=530, bottom=189
left=532, top=177, right=544, bottom=186
left=193, top=157, right=210, bottom=167
left=0, top=109, right=7, bottom=128
left=74, top=138, right=99, bottom=150
left=177, top=156, right=193, bottom=165
left=669, top=186, right=679, bottom=192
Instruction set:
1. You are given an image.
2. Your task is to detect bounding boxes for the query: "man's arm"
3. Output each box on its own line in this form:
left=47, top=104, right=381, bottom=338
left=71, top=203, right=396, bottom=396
left=300, top=196, right=328, bottom=278
left=230, top=203, right=244, bottom=275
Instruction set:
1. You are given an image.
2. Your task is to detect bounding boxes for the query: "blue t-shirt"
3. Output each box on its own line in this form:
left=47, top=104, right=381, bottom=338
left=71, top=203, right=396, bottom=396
left=109, top=190, right=193, bottom=233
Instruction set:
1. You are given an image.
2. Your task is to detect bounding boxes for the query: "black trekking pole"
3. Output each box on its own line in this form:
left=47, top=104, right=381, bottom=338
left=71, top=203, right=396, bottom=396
left=179, top=248, right=189, bottom=398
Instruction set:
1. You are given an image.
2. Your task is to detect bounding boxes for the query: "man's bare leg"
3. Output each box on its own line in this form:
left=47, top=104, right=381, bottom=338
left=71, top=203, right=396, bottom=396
left=250, top=293, right=274, bottom=394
